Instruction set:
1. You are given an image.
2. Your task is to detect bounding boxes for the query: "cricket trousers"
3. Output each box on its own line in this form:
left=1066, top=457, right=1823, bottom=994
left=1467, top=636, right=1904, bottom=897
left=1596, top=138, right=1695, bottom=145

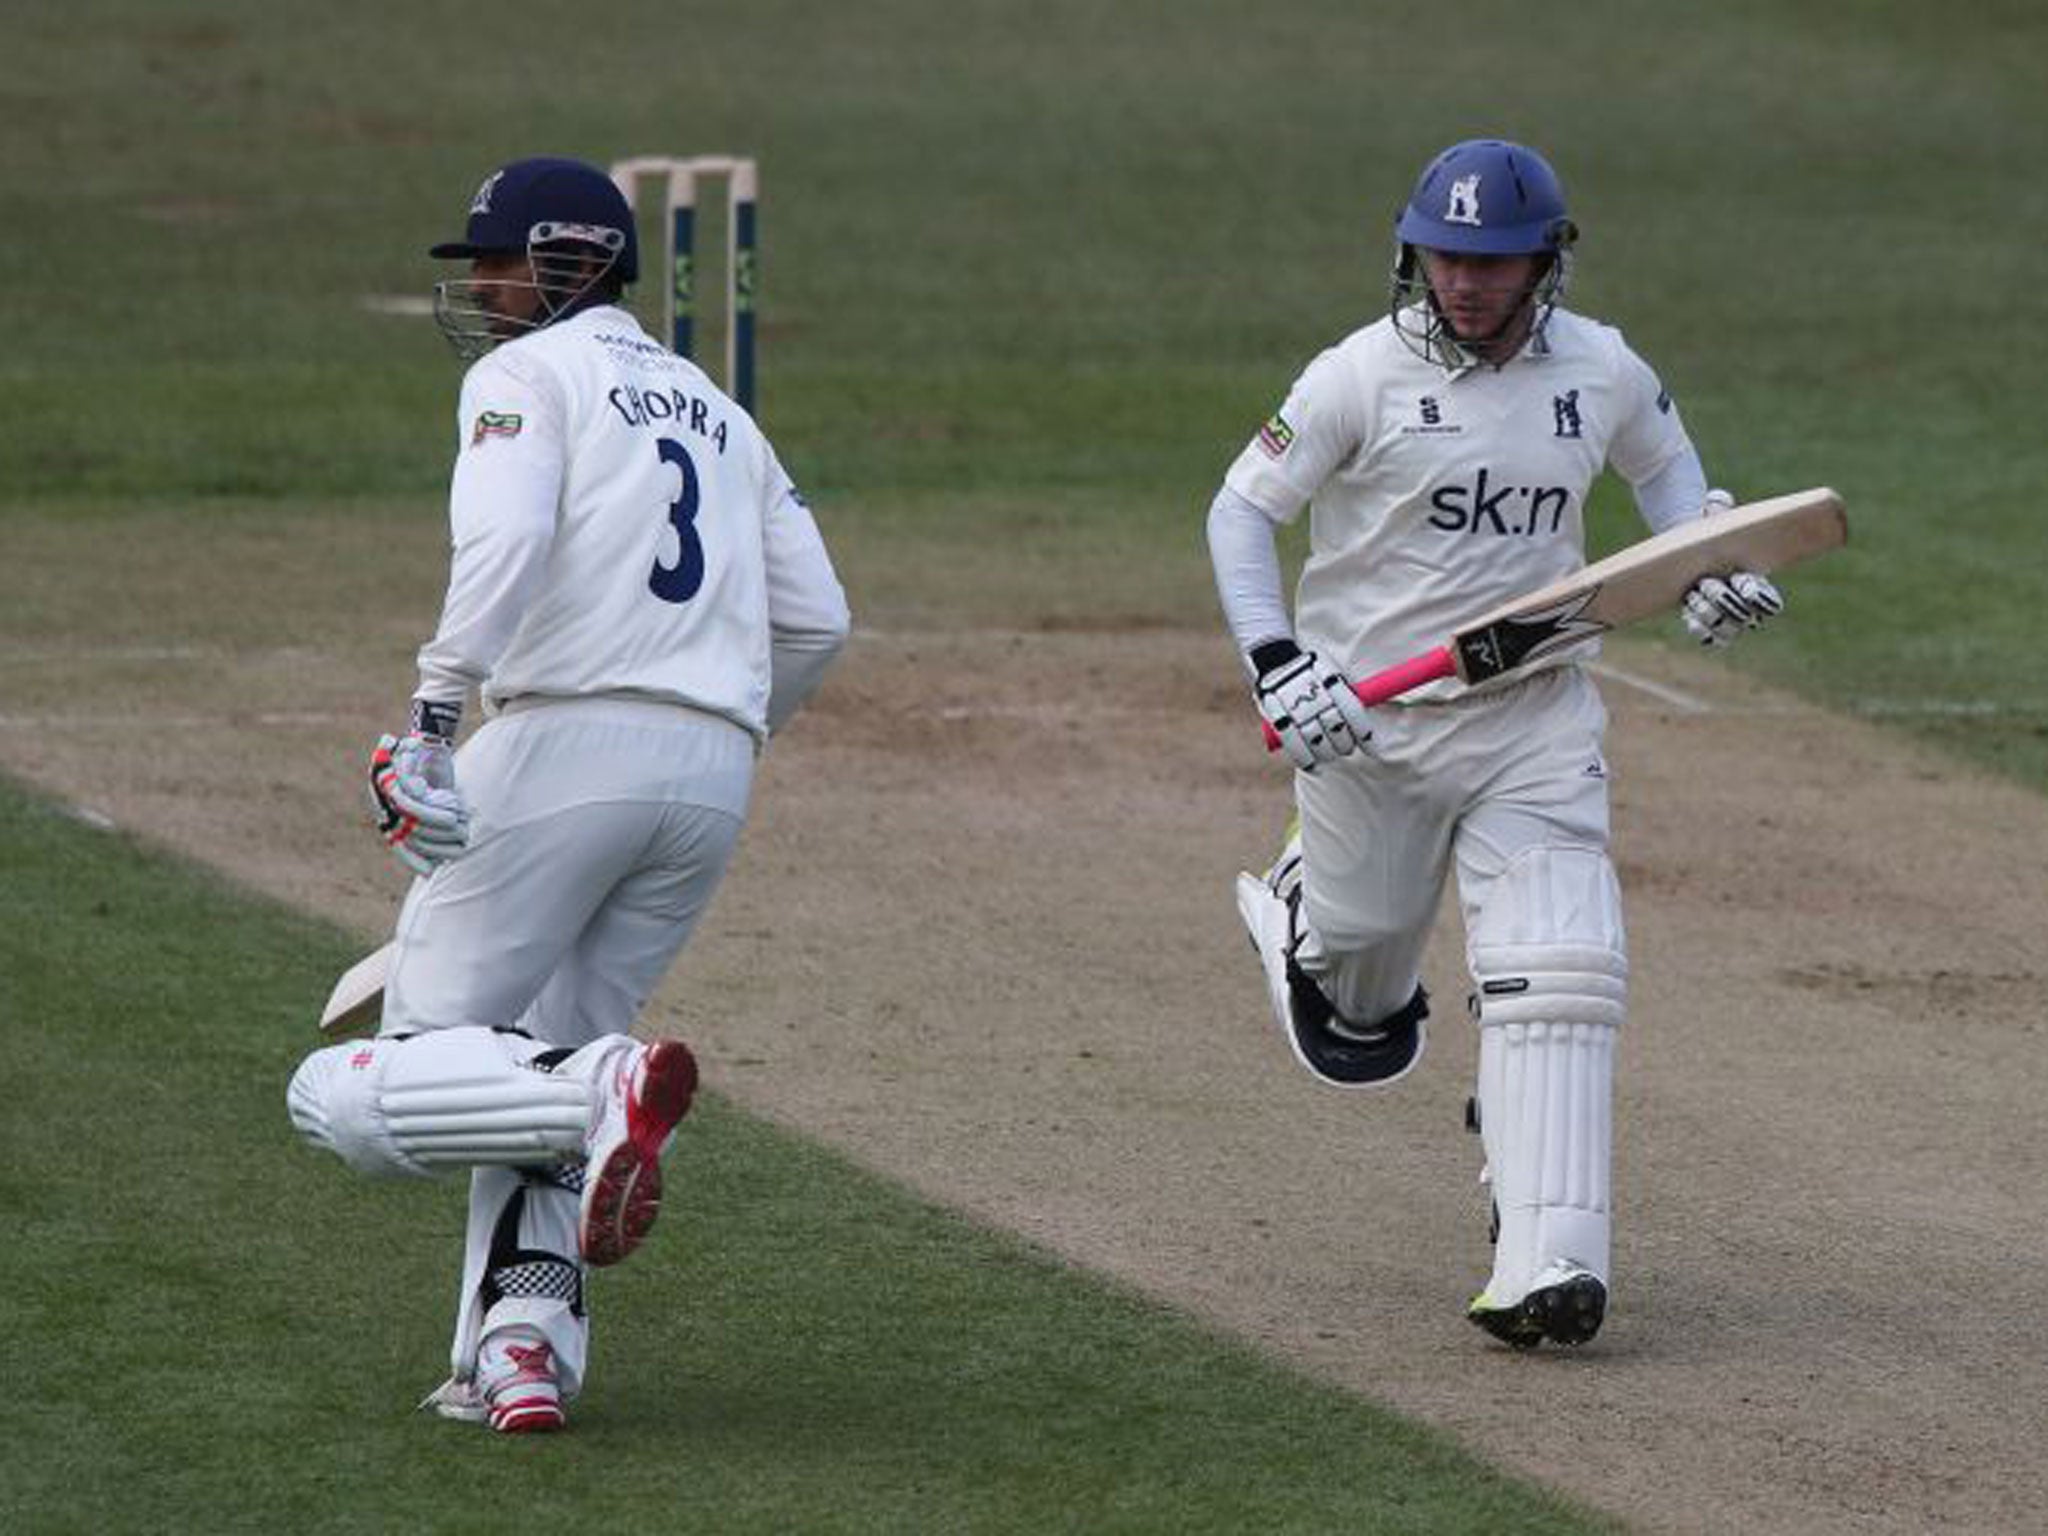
left=1294, top=664, right=1626, bottom=1301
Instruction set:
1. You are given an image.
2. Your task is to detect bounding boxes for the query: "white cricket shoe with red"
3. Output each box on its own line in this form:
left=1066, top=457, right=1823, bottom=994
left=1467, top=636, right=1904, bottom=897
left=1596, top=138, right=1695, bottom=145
left=476, top=1326, right=566, bottom=1433
left=579, top=1038, right=699, bottom=1267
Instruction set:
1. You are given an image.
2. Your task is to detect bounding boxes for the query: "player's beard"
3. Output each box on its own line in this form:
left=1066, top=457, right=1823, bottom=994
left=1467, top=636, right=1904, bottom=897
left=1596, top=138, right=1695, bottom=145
left=1439, top=291, right=1537, bottom=362
left=433, top=278, right=544, bottom=360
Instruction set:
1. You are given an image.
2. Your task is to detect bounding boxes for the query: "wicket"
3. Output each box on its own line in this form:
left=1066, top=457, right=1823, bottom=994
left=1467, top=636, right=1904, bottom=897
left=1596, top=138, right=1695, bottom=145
left=608, top=155, right=758, bottom=412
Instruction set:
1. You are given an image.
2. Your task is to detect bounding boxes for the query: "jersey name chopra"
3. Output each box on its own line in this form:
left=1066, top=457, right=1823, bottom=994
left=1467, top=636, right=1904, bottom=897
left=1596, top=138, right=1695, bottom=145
left=1426, top=469, right=1571, bottom=536
left=606, top=382, right=732, bottom=453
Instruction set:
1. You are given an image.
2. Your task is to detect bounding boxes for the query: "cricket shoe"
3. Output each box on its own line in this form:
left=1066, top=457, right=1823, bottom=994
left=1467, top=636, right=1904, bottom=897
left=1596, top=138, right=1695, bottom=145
left=579, top=1038, right=699, bottom=1267
left=1233, top=823, right=1426, bottom=1089
left=1467, top=1260, right=1608, bottom=1349
left=476, top=1326, right=566, bottom=1434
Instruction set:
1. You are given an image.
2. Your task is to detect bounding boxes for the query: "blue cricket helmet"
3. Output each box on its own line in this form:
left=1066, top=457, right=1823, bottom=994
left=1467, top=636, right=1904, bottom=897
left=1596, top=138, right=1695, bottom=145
left=1393, top=139, right=1577, bottom=257
left=431, top=156, right=639, bottom=283
left=1388, top=139, right=1578, bottom=367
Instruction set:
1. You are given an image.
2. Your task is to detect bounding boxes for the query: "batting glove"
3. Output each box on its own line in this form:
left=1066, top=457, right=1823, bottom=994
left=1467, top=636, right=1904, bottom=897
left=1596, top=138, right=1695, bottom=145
left=1681, top=490, right=1785, bottom=649
left=368, top=704, right=470, bottom=877
left=1249, top=639, right=1373, bottom=770
left=1682, top=571, right=1784, bottom=648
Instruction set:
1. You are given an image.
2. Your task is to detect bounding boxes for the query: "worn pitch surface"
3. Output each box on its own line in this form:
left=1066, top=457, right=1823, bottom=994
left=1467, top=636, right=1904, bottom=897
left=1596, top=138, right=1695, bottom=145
left=9, top=615, right=2043, bottom=1536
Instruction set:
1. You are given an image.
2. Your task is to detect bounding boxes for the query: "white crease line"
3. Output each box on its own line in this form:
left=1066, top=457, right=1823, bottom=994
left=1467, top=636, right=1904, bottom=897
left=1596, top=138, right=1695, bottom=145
left=855, top=627, right=1186, bottom=645
left=1586, top=662, right=1712, bottom=714
left=360, top=294, right=435, bottom=316
left=0, top=712, right=346, bottom=729
left=0, top=645, right=337, bottom=664
left=933, top=703, right=1085, bottom=722
left=0, top=645, right=217, bottom=665
left=1850, top=699, right=2033, bottom=718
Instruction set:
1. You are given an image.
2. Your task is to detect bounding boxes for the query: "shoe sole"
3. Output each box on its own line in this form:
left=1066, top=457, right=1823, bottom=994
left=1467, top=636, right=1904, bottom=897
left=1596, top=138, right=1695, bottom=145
left=1469, top=1273, right=1607, bottom=1349
left=580, top=1040, right=699, bottom=1268
left=1234, top=874, right=1425, bottom=1090
left=489, top=1396, right=566, bottom=1434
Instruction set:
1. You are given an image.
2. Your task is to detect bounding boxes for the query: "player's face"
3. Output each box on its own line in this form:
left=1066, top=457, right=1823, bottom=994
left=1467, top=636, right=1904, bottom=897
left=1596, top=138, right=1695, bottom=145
left=468, top=253, right=546, bottom=335
left=1420, top=250, right=1542, bottom=354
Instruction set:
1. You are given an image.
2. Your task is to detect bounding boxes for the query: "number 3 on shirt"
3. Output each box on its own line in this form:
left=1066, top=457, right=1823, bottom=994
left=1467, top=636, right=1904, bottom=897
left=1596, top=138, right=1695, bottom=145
left=648, top=437, right=705, bottom=603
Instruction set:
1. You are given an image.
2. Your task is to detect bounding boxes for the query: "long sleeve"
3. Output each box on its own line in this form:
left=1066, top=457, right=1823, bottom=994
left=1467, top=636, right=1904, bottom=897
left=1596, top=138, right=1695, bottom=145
left=415, top=359, right=565, bottom=706
left=1206, top=484, right=1293, bottom=657
left=762, top=483, right=851, bottom=733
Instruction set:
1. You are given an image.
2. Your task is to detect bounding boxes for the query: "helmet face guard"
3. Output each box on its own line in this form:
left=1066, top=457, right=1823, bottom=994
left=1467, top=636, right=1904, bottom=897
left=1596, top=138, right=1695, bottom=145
left=1387, top=140, right=1578, bottom=367
left=428, top=159, right=638, bottom=361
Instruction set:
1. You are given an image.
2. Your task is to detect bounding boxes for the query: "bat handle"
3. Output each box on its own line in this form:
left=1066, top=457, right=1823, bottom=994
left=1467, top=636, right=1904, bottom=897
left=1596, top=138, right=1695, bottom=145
left=1350, top=646, right=1457, bottom=705
left=1259, top=645, right=1458, bottom=752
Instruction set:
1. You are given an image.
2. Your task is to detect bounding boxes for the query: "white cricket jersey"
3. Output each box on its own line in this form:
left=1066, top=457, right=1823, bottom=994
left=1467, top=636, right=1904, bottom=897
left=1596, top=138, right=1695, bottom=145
left=1223, top=307, right=1693, bottom=697
left=416, top=306, right=846, bottom=738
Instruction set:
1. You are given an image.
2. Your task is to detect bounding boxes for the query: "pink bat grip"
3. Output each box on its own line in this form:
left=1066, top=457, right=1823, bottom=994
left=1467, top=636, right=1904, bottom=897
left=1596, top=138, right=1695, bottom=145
left=1260, top=645, right=1457, bottom=752
left=1350, top=645, right=1457, bottom=704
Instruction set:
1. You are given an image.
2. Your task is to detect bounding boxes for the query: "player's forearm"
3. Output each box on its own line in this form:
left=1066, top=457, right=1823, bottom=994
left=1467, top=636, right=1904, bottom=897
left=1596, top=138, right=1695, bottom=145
left=766, top=628, right=846, bottom=734
left=1631, top=449, right=1710, bottom=534
left=1206, top=485, right=1293, bottom=654
left=761, top=483, right=851, bottom=733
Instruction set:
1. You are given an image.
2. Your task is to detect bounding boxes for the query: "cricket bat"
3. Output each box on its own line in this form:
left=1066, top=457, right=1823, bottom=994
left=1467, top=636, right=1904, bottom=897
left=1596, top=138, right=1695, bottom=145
left=319, top=942, right=392, bottom=1038
left=1262, top=485, right=1847, bottom=748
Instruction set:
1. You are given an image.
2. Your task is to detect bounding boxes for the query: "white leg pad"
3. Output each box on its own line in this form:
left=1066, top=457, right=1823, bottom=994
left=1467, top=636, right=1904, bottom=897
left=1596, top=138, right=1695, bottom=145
left=441, top=1036, right=640, bottom=1395
left=448, top=1167, right=589, bottom=1400
left=1469, top=846, right=1626, bottom=1305
left=287, top=1027, right=595, bottom=1177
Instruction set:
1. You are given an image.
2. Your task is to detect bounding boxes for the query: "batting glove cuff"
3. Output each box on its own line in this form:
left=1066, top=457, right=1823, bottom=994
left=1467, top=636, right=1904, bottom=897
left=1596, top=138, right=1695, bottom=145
left=410, top=697, right=463, bottom=743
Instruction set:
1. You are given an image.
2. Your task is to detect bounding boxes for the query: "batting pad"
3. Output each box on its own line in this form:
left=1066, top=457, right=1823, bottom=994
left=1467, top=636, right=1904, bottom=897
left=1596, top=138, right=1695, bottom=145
left=448, top=1167, right=589, bottom=1401
left=1468, top=846, right=1626, bottom=1304
left=287, top=1026, right=594, bottom=1178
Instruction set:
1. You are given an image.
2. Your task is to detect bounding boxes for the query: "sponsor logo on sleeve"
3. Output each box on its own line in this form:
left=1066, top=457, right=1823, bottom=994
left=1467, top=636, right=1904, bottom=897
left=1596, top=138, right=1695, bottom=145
left=1257, top=411, right=1296, bottom=459
left=471, top=410, right=524, bottom=446
left=1655, top=386, right=1673, bottom=414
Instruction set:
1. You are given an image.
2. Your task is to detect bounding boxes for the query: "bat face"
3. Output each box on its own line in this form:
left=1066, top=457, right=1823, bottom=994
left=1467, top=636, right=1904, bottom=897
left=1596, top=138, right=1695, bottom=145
left=319, top=943, right=391, bottom=1038
left=1450, top=487, right=1846, bottom=683
left=1271, top=486, right=1846, bottom=745
left=1454, top=589, right=1606, bottom=684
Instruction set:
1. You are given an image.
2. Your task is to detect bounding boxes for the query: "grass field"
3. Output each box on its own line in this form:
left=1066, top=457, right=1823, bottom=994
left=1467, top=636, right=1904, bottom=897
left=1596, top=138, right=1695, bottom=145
left=5, top=0, right=2046, bottom=1529
left=6, top=1, right=2046, bottom=784
left=0, top=779, right=1613, bottom=1534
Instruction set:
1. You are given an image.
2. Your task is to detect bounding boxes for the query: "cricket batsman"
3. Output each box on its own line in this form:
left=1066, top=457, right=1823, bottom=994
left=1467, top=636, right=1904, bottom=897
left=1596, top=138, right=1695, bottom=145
left=1209, top=139, right=1781, bottom=1347
left=286, top=156, right=850, bottom=1429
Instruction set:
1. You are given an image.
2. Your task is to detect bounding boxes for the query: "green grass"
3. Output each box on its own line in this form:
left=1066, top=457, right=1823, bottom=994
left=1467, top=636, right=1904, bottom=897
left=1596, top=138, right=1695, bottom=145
left=0, top=775, right=1614, bottom=1535
left=2, top=1, right=2045, bottom=1527
left=6, top=0, right=2045, bottom=783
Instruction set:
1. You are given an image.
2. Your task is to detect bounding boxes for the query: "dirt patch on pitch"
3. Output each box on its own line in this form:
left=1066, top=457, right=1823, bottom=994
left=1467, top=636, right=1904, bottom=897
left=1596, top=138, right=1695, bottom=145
left=8, top=613, right=2046, bottom=1534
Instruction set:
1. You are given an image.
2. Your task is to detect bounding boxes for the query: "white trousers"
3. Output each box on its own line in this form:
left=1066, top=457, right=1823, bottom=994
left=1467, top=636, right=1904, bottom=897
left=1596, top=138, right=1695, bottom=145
left=368, top=695, right=751, bottom=1391
left=1293, top=666, right=1613, bottom=1023
left=382, top=696, right=753, bottom=1047
left=1295, top=666, right=1626, bottom=1302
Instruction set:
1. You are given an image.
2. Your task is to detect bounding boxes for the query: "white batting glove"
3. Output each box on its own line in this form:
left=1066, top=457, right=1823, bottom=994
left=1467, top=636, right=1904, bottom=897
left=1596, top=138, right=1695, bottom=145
left=367, top=708, right=470, bottom=877
left=1682, top=571, right=1784, bottom=647
left=1249, top=640, right=1373, bottom=770
left=1681, top=490, right=1784, bottom=648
